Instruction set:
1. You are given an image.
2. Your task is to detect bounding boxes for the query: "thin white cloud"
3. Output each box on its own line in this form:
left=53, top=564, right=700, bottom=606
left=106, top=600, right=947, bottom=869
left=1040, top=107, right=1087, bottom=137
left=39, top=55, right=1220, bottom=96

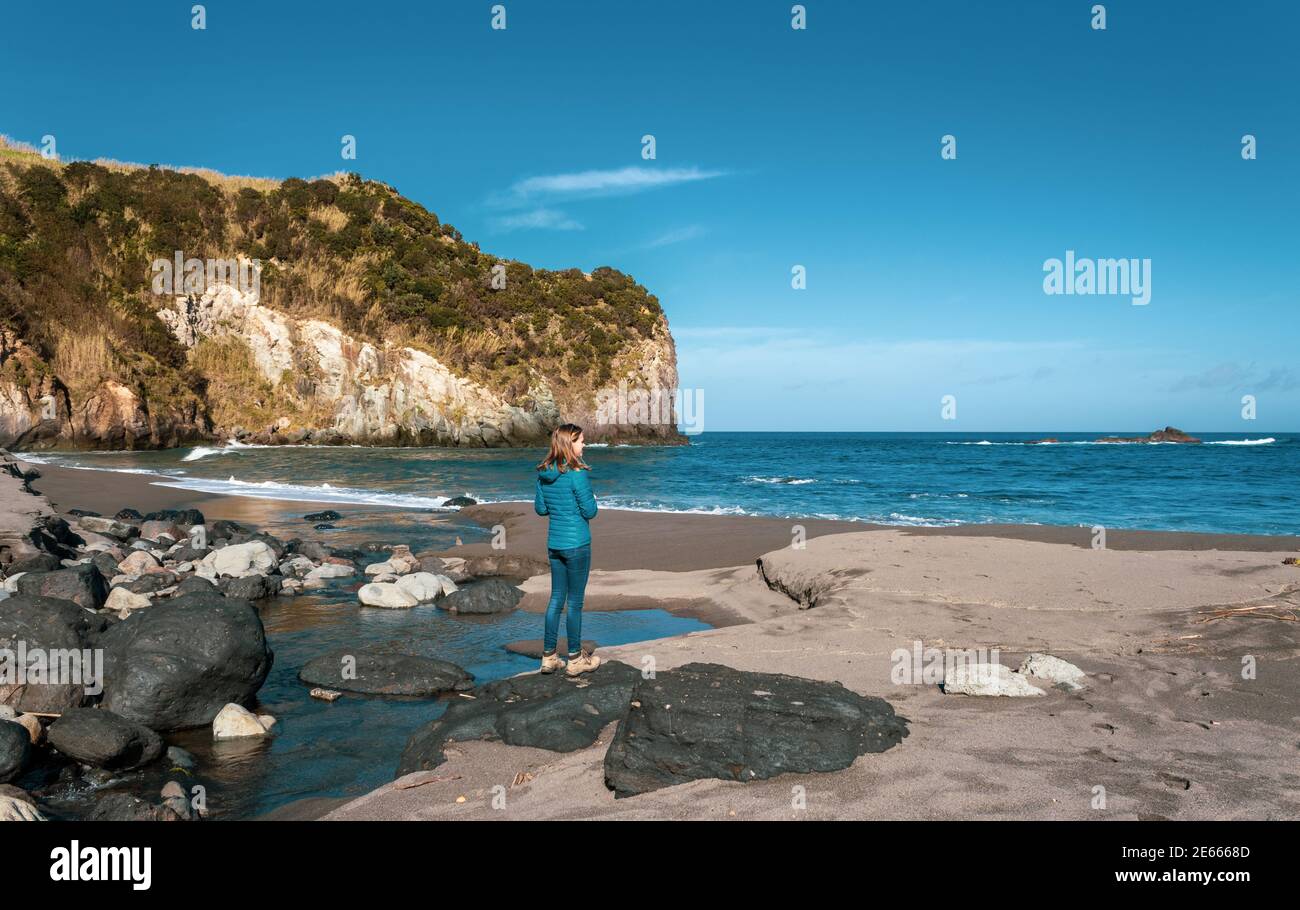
left=642, top=225, right=707, bottom=249
left=498, top=166, right=725, bottom=205
left=489, top=208, right=584, bottom=232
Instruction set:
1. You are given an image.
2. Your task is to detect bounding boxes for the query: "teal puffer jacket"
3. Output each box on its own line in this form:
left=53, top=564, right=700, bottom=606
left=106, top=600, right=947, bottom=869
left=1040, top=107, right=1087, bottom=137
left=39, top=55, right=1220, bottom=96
left=534, top=465, right=598, bottom=549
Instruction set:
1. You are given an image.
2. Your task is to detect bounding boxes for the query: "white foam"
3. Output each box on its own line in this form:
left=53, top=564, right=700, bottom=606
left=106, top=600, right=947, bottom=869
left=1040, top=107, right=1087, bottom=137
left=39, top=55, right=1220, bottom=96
left=1206, top=437, right=1276, bottom=446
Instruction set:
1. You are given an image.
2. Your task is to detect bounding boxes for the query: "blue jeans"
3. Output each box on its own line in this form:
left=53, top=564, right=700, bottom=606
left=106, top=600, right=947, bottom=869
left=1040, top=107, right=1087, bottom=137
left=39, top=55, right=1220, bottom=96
left=544, top=544, right=591, bottom=656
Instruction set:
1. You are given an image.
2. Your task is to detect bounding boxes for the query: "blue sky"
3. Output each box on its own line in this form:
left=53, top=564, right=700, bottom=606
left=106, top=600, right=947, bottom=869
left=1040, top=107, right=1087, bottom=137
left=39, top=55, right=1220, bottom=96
left=2, top=1, right=1297, bottom=431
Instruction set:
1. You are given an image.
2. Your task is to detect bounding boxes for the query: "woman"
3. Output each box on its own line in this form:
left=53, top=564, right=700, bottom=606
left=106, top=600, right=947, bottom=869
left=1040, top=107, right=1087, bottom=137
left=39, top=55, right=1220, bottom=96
left=534, top=423, right=600, bottom=676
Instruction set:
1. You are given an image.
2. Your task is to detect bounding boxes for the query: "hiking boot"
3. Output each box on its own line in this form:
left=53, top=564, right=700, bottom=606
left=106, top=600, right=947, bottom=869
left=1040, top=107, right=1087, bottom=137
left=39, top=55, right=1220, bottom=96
left=540, top=652, right=566, bottom=674
left=565, top=650, right=600, bottom=676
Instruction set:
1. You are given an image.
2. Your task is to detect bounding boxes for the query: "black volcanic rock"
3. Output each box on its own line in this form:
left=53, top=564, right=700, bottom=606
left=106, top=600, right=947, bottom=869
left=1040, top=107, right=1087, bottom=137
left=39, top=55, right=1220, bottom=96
left=1096, top=426, right=1201, bottom=444
left=0, top=721, right=30, bottom=783
left=47, top=707, right=164, bottom=771
left=98, top=592, right=274, bottom=731
left=0, top=595, right=110, bottom=713
left=299, top=649, right=473, bottom=697
left=397, top=660, right=640, bottom=776
left=439, top=578, right=523, bottom=614
left=15, top=564, right=108, bottom=610
left=603, top=663, right=909, bottom=798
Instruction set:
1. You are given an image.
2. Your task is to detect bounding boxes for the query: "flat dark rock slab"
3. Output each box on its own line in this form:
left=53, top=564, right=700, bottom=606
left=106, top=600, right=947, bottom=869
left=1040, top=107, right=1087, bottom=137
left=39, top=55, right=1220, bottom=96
left=604, top=662, right=909, bottom=798
left=503, top=639, right=598, bottom=659
left=397, top=660, right=640, bottom=777
left=299, top=649, right=473, bottom=697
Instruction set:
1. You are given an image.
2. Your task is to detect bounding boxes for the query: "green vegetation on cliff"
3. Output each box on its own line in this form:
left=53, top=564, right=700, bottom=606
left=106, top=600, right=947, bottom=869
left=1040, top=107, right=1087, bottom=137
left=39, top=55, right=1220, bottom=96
left=0, top=137, right=668, bottom=434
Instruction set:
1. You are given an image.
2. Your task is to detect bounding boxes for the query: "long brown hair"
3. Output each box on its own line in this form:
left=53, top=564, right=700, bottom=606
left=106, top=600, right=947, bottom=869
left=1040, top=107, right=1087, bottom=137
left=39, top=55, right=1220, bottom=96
left=538, top=423, right=589, bottom=473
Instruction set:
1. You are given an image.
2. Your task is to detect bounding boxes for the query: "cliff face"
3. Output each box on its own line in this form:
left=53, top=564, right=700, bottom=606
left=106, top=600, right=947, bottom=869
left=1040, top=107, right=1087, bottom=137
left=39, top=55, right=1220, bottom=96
left=0, top=140, right=683, bottom=449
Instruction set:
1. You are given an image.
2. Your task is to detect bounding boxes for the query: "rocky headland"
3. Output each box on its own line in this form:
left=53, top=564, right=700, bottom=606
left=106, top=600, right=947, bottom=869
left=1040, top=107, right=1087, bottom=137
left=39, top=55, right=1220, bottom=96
left=0, top=138, right=683, bottom=450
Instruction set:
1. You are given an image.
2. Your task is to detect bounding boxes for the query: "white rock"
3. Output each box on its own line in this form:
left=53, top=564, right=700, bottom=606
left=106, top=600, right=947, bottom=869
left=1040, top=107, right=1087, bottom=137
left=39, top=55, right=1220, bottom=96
left=105, top=587, right=151, bottom=613
left=0, top=705, right=15, bottom=720
left=176, top=561, right=194, bottom=573
left=943, top=663, right=1045, bottom=697
left=2, top=573, right=25, bottom=593
left=435, top=574, right=459, bottom=596
left=212, top=703, right=275, bottom=739
left=357, top=582, right=419, bottom=608
left=0, top=794, right=45, bottom=821
left=1018, top=653, right=1087, bottom=691
left=438, top=556, right=471, bottom=582
left=196, top=563, right=217, bottom=580
left=364, top=559, right=407, bottom=577
left=305, top=563, right=354, bottom=580
left=118, top=550, right=161, bottom=574
left=395, top=572, right=444, bottom=604
left=202, top=541, right=276, bottom=577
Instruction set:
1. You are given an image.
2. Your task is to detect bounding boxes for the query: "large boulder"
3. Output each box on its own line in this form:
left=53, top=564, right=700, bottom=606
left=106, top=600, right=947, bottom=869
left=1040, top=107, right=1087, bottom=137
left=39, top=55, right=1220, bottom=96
left=0, top=721, right=30, bottom=783
left=397, top=661, right=640, bottom=776
left=357, top=582, right=418, bottom=609
left=0, top=595, right=109, bottom=713
left=98, top=592, right=274, bottom=731
left=603, top=663, right=910, bottom=798
left=394, top=572, right=452, bottom=604
left=439, top=578, right=522, bottom=615
left=201, top=540, right=277, bottom=577
left=14, top=565, right=108, bottom=610
left=299, top=649, right=473, bottom=697
left=46, top=707, right=164, bottom=771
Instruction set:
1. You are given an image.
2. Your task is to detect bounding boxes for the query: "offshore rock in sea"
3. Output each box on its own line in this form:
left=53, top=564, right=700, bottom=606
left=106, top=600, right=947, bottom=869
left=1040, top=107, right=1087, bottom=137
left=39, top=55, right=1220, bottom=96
left=603, top=663, right=909, bottom=798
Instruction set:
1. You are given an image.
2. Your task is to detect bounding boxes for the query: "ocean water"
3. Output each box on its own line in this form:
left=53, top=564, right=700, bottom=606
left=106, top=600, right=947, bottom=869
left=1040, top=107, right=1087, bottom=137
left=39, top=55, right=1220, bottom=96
left=24, top=430, right=1300, bottom=536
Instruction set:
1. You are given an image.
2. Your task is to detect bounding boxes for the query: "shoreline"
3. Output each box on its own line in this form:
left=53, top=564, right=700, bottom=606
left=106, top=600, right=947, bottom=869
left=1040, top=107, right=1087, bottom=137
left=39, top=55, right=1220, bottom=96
left=25, top=462, right=1300, bottom=558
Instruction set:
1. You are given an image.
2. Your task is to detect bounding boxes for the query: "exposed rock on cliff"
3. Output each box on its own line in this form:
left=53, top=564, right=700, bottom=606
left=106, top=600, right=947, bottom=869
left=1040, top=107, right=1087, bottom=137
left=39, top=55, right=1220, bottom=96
left=0, top=141, right=684, bottom=449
